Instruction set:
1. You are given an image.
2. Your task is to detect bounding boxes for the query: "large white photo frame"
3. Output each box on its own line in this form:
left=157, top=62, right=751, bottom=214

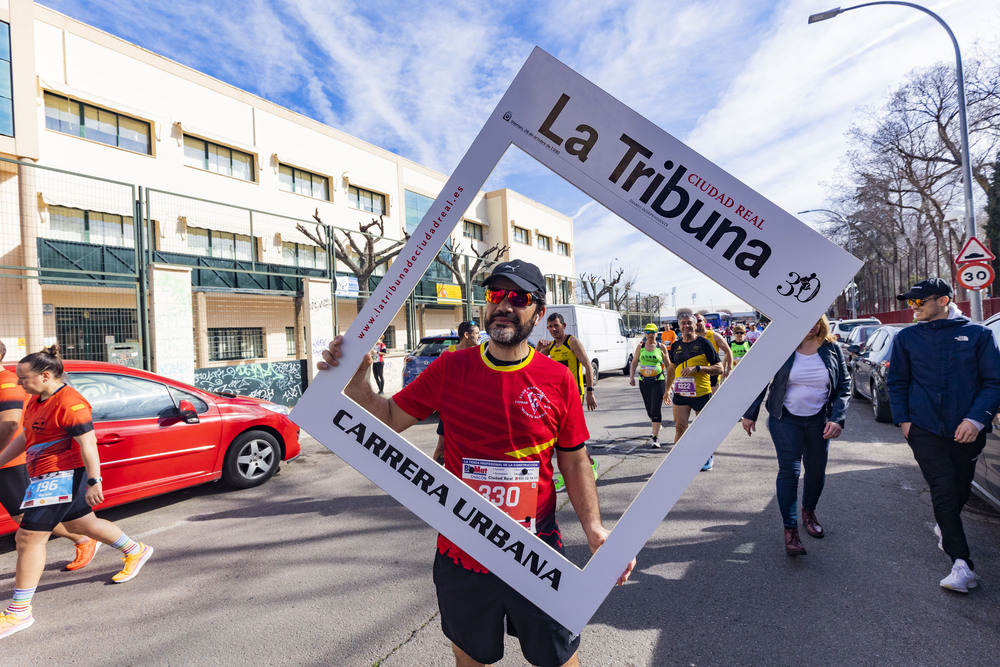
left=291, top=47, right=862, bottom=634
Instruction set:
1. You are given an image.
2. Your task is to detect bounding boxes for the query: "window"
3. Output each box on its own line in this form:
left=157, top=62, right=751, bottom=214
left=167, top=387, right=209, bottom=414
left=349, top=185, right=386, bottom=216
left=68, top=373, right=174, bottom=422
left=49, top=206, right=134, bottom=248
left=557, top=241, right=570, bottom=256
left=536, top=234, right=552, bottom=251
left=43, top=92, right=150, bottom=153
left=187, top=227, right=254, bottom=261
left=279, top=165, right=329, bottom=200
left=208, top=327, right=264, bottom=361
left=286, top=326, right=296, bottom=356
left=0, top=22, right=12, bottom=137
left=404, top=190, right=450, bottom=280
left=862, top=330, right=886, bottom=354
left=183, top=135, right=254, bottom=181
left=559, top=278, right=571, bottom=304
left=405, top=190, right=431, bottom=235
left=464, top=221, right=484, bottom=241
left=513, top=226, right=529, bottom=244
left=281, top=241, right=326, bottom=269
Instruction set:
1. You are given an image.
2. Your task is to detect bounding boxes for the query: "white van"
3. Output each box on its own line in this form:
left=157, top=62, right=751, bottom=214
left=531, top=304, right=632, bottom=382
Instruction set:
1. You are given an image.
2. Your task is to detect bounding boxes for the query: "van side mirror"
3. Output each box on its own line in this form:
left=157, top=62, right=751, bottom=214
left=178, top=399, right=200, bottom=424
left=848, top=344, right=860, bottom=355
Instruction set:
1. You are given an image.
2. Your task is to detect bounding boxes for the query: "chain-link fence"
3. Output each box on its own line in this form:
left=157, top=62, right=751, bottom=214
left=0, top=157, right=141, bottom=365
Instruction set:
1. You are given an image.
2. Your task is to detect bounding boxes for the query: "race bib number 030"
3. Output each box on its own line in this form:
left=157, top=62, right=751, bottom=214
left=463, top=458, right=540, bottom=533
left=21, top=470, right=74, bottom=510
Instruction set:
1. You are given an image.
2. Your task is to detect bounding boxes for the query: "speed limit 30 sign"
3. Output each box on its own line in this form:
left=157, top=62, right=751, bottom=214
left=957, top=262, right=995, bottom=291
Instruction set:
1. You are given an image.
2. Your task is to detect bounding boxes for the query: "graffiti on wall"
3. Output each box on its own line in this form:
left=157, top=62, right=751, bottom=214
left=194, top=360, right=306, bottom=407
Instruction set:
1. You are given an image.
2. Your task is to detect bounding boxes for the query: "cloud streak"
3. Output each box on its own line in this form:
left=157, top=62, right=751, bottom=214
left=39, top=0, right=1000, bottom=310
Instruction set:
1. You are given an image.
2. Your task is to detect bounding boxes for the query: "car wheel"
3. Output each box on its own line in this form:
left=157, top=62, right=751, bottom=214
left=591, top=359, right=600, bottom=384
left=623, top=354, right=632, bottom=376
left=872, top=382, right=892, bottom=423
left=223, top=430, right=281, bottom=489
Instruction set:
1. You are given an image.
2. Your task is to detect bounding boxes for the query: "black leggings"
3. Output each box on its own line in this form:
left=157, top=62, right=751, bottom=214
left=372, top=362, right=385, bottom=393
left=639, top=379, right=666, bottom=423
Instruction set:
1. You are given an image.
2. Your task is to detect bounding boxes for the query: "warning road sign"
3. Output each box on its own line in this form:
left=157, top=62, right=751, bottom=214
left=957, top=262, right=995, bottom=291
left=955, top=237, right=996, bottom=264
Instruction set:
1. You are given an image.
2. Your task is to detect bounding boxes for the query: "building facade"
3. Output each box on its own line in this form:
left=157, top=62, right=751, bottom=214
left=0, top=0, right=575, bottom=397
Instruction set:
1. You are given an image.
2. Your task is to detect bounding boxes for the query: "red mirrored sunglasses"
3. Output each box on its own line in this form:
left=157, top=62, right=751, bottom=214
left=485, top=288, right=535, bottom=308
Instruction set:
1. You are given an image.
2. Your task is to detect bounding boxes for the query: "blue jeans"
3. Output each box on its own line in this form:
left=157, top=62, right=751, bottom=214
left=768, top=408, right=830, bottom=529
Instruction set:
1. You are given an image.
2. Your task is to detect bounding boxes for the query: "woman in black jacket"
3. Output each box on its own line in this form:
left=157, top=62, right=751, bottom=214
left=741, top=316, right=850, bottom=556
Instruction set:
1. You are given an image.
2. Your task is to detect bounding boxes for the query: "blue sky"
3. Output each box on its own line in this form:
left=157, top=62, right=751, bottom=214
left=40, top=0, right=1000, bottom=312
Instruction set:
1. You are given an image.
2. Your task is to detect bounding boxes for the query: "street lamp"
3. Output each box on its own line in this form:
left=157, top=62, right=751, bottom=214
left=800, top=208, right=857, bottom=317
left=808, top=2, right=981, bottom=321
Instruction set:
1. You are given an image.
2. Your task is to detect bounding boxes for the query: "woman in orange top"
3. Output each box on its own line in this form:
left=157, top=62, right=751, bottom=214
left=0, top=342, right=99, bottom=572
left=0, top=346, right=154, bottom=640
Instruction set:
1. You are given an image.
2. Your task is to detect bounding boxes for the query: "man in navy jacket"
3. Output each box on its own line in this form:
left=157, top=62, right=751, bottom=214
left=888, top=278, right=1000, bottom=593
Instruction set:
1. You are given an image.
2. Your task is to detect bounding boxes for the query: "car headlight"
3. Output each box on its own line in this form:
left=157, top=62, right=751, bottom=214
left=260, top=403, right=290, bottom=415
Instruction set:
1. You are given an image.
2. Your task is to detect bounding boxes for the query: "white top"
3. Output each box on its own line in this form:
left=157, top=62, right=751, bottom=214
left=783, top=352, right=830, bottom=417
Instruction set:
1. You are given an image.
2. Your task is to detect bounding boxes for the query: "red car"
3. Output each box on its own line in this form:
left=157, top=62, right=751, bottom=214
left=1, top=361, right=300, bottom=536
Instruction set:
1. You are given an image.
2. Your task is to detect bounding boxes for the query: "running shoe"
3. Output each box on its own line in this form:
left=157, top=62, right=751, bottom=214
left=648, top=437, right=661, bottom=449
left=592, top=458, right=600, bottom=480
left=0, top=608, right=34, bottom=640
left=112, top=543, right=154, bottom=583
left=940, top=559, right=978, bottom=593
left=701, top=456, right=714, bottom=471
left=65, top=537, right=100, bottom=571
left=554, top=473, right=566, bottom=493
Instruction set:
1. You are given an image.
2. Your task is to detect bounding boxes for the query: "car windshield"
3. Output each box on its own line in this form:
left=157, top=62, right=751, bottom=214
left=840, top=321, right=879, bottom=333
left=411, top=339, right=459, bottom=357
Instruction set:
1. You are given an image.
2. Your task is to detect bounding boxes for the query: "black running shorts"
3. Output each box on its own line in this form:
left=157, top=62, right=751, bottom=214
left=433, top=550, right=580, bottom=667
left=0, top=464, right=30, bottom=517
left=672, top=392, right=711, bottom=413
left=19, top=468, right=94, bottom=532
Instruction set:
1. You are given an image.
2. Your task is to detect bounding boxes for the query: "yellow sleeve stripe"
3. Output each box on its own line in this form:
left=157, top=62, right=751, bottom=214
left=505, top=437, right=557, bottom=459
left=70, top=404, right=86, bottom=411
left=0, top=383, right=15, bottom=389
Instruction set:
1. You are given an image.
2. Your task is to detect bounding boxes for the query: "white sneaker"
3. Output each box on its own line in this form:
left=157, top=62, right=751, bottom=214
left=940, top=559, right=978, bottom=593
left=933, top=524, right=943, bottom=551
left=648, top=437, right=661, bottom=449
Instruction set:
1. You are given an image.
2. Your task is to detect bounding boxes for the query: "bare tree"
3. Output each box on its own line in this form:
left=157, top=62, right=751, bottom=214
left=431, top=237, right=509, bottom=293
left=579, top=264, right=642, bottom=308
left=830, top=50, right=1000, bottom=306
left=297, top=210, right=409, bottom=311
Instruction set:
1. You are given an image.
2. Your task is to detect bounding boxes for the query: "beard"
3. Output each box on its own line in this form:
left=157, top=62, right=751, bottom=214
left=487, top=312, right=535, bottom=347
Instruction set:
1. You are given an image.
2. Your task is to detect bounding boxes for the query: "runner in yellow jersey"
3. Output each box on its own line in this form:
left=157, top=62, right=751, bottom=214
left=666, top=313, right=723, bottom=471
left=537, top=313, right=597, bottom=411
left=537, top=312, right=599, bottom=491
left=695, top=314, right=733, bottom=391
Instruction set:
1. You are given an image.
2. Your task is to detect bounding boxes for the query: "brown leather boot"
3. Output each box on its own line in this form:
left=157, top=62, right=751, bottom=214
left=785, top=528, right=806, bottom=556
left=802, top=509, right=824, bottom=538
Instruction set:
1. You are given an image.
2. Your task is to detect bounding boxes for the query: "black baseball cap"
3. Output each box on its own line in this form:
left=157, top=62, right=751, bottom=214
left=482, top=260, right=546, bottom=298
left=897, top=277, right=953, bottom=301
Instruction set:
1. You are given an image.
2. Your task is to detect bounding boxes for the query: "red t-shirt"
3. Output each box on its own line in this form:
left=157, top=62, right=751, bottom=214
left=393, top=343, right=590, bottom=572
left=23, top=385, right=94, bottom=477
left=0, top=369, right=28, bottom=469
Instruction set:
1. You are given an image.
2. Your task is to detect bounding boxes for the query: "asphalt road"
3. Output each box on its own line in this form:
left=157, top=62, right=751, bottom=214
left=1, top=374, right=998, bottom=666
